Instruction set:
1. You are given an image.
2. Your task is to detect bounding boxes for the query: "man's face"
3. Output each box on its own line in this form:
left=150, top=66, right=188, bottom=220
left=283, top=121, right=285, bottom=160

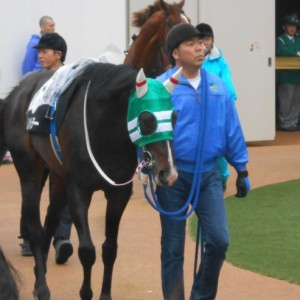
left=202, top=36, right=213, bottom=54
left=283, top=24, right=297, bottom=36
left=172, top=37, right=206, bottom=68
left=41, top=20, right=55, bottom=34
left=38, top=48, right=62, bottom=70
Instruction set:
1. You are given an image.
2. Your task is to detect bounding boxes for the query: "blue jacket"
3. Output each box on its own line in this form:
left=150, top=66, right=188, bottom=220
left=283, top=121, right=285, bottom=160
left=22, top=34, right=42, bottom=75
left=156, top=67, right=248, bottom=173
left=203, top=46, right=237, bottom=101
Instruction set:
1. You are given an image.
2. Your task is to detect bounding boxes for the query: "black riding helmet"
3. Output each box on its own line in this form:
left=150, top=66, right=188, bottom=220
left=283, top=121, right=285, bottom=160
left=166, top=23, right=202, bottom=66
left=34, top=33, right=67, bottom=63
left=196, top=23, right=214, bottom=38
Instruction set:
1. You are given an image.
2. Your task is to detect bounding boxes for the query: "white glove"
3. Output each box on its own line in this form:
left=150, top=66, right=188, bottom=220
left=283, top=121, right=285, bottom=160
left=297, top=52, right=300, bottom=57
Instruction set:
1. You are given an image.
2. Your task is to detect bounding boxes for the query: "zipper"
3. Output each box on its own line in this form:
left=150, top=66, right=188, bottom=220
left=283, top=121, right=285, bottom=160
left=196, top=91, right=200, bottom=102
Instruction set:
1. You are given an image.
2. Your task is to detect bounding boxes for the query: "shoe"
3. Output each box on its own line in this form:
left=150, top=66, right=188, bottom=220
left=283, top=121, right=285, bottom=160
left=20, top=239, right=33, bottom=256
left=55, top=239, right=73, bottom=264
left=2, top=151, right=13, bottom=164
left=277, top=126, right=297, bottom=132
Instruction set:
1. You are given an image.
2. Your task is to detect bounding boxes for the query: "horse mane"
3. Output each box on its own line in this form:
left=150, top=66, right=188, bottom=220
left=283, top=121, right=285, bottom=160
left=132, top=0, right=162, bottom=27
left=131, top=0, right=187, bottom=28
left=80, top=62, right=138, bottom=102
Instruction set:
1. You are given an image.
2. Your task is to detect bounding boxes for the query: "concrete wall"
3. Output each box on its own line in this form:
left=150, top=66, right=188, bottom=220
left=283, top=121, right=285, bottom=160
left=0, top=0, right=127, bottom=97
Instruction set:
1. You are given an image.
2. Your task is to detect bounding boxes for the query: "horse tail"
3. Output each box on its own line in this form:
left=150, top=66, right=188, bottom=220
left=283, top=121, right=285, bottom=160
left=0, top=247, right=20, bottom=299
left=0, top=99, right=8, bottom=162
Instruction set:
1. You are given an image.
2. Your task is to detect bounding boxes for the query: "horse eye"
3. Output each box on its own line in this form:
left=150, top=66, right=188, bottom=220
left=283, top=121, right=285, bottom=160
left=138, top=112, right=157, bottom=135
left=171, top=111, right=177, bottom=128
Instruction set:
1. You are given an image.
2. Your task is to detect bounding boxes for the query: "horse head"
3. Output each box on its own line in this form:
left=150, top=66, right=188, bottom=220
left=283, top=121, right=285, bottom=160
left=159, top=0, right=189, bottom=26
left=128, top=68, right=182, bottom=186
left=124, top=0, right=189, bottom=78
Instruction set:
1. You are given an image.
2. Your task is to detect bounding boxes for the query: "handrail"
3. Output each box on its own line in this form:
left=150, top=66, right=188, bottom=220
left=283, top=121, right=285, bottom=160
left=275, top=57, right=300, bottom=70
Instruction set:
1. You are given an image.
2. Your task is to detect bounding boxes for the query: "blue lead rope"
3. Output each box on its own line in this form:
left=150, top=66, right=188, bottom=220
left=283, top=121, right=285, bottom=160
left=143, top=169, right=202, bottom=221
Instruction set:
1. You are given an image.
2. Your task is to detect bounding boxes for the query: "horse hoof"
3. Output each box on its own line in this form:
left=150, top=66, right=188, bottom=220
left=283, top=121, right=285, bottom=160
left=33, top=289, right=51, bottom=300
left=100, top=295, right=112, bottom=300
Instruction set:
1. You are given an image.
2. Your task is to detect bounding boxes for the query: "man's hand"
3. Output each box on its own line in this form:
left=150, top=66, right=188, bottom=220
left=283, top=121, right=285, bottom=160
left=235, top=170, right=250, bottom=198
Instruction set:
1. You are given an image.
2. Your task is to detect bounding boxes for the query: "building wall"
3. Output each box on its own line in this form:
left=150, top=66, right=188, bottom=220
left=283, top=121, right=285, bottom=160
left=0, top=0, right=127, bottom=97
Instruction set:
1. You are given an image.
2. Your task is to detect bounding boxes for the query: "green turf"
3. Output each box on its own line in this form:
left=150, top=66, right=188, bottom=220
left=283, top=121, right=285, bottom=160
left=189, top=179, right=300, bottom=284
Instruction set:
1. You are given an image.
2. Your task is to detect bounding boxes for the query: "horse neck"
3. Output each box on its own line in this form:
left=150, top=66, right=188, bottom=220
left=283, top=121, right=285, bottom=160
left=125, top=13, right=167, bottom=77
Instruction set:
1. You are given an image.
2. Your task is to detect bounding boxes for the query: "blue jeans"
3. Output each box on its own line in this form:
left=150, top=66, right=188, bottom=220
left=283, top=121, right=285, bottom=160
left=156, top=169, right=229, bottom=300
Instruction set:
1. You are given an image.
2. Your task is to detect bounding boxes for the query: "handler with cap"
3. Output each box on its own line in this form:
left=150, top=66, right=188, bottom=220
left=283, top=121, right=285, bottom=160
left=276, top=14, right=300, bottom=132
left=156, top=23, right=250, bottom=300
left=20, top=32, right=73, bottom=265
left=34, top=32, right=67, bottom=70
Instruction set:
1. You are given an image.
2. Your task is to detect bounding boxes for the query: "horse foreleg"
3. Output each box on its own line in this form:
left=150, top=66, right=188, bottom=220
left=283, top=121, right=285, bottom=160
left=100, top=185, right=132, bottom=300
left=68, top=184, right=95, bottom=300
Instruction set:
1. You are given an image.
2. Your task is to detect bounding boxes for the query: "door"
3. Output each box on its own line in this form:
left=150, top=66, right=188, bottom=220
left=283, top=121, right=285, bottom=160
left=198, top=0, right=275, bottom=141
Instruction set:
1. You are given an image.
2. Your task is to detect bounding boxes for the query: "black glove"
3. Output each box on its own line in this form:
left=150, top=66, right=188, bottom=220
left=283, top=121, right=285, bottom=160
left=235, top=170, right=250, bottom=198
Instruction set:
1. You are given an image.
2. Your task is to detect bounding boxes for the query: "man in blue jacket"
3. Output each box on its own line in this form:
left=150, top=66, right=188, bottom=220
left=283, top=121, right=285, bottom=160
left=22, top=16, right=55, bottom=75
left=156, top=24, right=250, bottom=300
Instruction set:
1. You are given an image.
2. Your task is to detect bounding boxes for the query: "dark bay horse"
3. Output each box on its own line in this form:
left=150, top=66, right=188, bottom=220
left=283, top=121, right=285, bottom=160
left=124, top=0, right=188, bottom=78
left=0, top=63, right=179, bottom=300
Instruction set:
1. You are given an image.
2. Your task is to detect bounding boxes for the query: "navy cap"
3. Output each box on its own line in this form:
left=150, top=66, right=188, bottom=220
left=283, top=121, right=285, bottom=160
left=34, top=33, right=67, bottom=62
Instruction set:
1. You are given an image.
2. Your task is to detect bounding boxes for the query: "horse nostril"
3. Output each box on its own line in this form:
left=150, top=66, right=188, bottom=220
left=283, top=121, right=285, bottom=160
left=158, top=170, right=168, bottom=186
left=157, top=171, right=166, bottom=185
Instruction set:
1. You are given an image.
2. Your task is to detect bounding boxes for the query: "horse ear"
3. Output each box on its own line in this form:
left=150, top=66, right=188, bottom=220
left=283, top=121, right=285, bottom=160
left=136, top=68, right=148, bottom=98
left=163, top=67, right=182, bottom=94
left=159, top=0, right=167, bottom=11
left=178, top=0, right=185, bottom=9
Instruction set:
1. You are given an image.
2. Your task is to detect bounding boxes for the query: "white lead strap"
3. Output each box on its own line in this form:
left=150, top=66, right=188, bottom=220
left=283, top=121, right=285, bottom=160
left=83, top=81, right=134, bottom=186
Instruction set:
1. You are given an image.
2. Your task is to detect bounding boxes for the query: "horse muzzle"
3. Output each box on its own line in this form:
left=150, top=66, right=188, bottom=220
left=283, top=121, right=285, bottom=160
left=154, top=167, right=178, bottom=186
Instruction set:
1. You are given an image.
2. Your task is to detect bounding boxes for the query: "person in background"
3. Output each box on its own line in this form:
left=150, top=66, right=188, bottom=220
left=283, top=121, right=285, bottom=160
left=276, top=14, right=300, bottom=132
left=20, top=33, right=73, bottom=265
left=156, top=24, right=250, bottom=300
left=34, top=33, right=67, bottom=70
left=196, top=23, right=237, bottom=101
left=3, top=16, right=55, bottom=163
left=196, top=22, right=237, bottom=192
left=22, top=16, right=55, bottom=75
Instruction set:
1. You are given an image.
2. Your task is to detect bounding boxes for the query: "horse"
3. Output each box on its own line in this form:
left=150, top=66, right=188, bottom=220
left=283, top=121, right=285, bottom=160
left=0, top=62, right=181, bottom=300
left=124, top=0, right=189, bottom=78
